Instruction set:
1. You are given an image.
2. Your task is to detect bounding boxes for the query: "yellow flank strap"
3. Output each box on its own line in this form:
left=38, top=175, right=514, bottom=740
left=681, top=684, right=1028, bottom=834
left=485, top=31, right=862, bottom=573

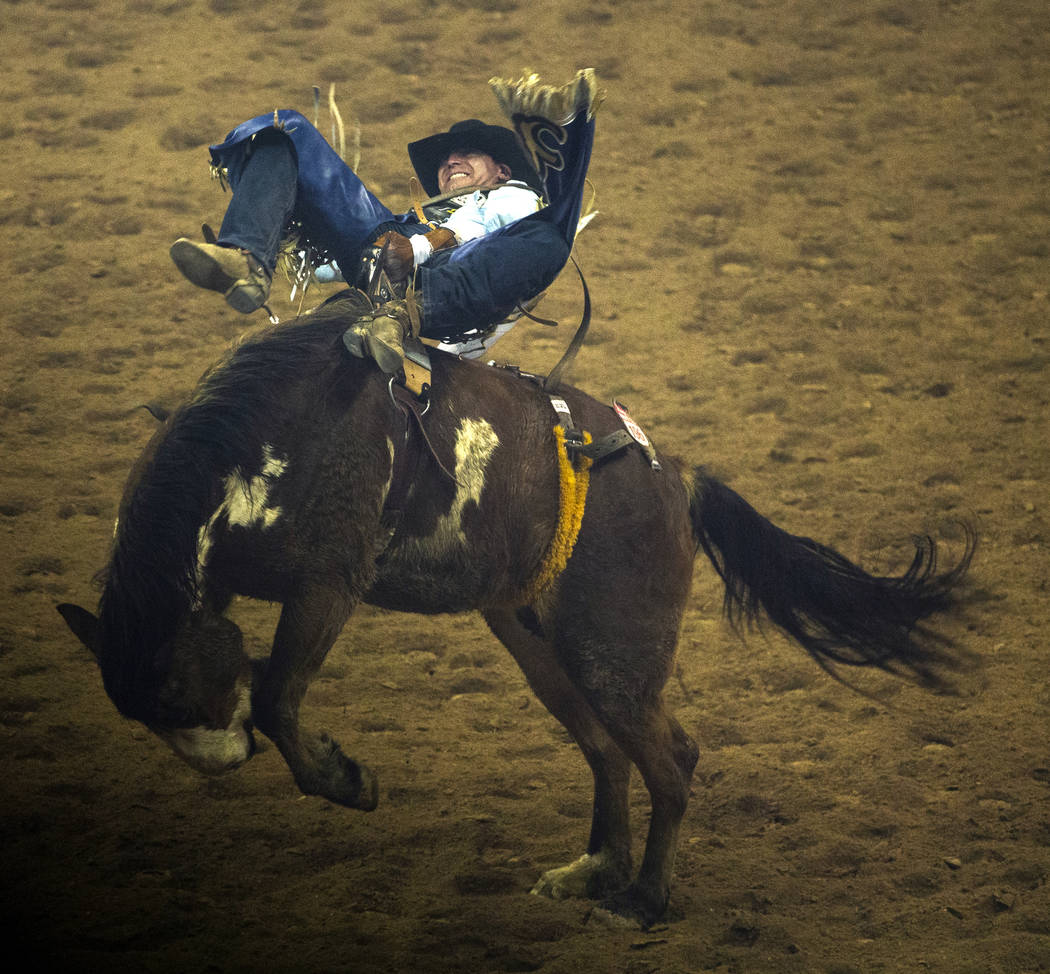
left=519, top=426, right=593, bottom=605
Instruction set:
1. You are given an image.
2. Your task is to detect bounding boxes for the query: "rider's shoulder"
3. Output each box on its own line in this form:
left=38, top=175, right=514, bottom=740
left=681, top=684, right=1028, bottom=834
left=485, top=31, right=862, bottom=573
left=491, top=180, right=540, bottom=197
left=485, top=181, right=544, bottom=208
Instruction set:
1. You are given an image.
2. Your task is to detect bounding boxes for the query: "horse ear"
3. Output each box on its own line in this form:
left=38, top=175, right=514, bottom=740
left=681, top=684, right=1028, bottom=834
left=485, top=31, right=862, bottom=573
left=57, top=603, right=100, bottom=659
left=140, top=401, right=169, bottom=423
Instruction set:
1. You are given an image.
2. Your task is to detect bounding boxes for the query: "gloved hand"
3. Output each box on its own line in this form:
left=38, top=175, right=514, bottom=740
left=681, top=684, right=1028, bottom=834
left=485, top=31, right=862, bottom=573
left=373, top=231, right=415, bottom=282
left=373, top=228, right=458, bottom=282
left=423, top=227, right=457, bottom=252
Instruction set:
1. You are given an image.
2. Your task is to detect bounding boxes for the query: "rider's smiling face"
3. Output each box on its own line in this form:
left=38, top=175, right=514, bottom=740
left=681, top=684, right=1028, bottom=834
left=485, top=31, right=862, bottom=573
left=437, top=151, right=512, bottom=194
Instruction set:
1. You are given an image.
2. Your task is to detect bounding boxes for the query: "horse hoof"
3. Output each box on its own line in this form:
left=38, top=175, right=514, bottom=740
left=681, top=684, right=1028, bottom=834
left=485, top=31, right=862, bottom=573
left=333, top=753, right=378, bottom=811
left=592, top=887, right=665, bottom=931
left=311, top=737, right=380, bottom=810
left=356, top=765, right=379, bottom=811
left=531, top=851, right=632, bottom=902
left=333, top=758, right=378, bottom=811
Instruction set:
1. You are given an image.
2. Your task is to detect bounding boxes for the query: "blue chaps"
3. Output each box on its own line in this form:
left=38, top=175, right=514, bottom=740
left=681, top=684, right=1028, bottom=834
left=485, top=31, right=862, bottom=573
left=208, top=111, right=570, bottom=338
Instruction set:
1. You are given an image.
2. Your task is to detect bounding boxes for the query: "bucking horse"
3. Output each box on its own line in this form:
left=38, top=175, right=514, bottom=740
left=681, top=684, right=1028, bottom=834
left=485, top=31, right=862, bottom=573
left=58, top=294, right=974, bottom=928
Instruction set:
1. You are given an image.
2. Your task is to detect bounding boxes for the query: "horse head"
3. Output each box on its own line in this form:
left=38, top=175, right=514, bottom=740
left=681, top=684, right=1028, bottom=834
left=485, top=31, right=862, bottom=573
left=58, top=603, right=256, bottom=776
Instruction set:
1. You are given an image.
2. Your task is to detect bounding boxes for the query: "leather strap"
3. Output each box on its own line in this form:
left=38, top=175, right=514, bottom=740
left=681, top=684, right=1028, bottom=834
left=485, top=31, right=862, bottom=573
left=388, top=381, right=460, bottom=487
left=575, top=428, right=634, bottom=463
left=543, top=257, right=591, bottom=393
left=401, top=356, right=431, bottom=399
left=546, top=394, right=654, bottom=469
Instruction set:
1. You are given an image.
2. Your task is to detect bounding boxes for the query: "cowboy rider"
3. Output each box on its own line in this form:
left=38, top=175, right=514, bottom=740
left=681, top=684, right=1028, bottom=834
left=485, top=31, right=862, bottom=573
left=170, top=110, right=570, bottom=372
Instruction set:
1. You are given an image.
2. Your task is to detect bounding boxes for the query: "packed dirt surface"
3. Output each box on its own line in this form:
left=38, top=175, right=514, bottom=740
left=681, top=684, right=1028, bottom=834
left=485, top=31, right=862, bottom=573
left=3, top=1, right=1049, bottom=971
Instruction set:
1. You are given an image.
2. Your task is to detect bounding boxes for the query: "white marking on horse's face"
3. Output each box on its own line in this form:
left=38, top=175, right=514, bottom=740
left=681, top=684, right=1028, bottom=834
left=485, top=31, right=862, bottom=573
left=155, top=676, right=254, bottom=776
left=195, top=444, right=288, bottom=601
left=428, top=418, right=500, bottom=549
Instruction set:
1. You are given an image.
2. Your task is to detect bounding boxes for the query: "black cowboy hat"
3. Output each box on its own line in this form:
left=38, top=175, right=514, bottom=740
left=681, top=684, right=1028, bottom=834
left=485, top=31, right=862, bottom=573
left=407, top=119, right=543, bottom=197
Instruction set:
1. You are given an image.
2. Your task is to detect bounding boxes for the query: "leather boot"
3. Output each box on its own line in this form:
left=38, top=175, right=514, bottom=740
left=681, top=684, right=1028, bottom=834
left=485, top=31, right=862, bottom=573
left=342, top=302, right=411, bottom=374
left=170, top=238, right=272, bottom=313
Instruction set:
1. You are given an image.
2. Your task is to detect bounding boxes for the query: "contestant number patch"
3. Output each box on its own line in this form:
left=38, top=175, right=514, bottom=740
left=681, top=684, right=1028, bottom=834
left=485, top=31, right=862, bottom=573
left=613, top=400, right=651, bottom=448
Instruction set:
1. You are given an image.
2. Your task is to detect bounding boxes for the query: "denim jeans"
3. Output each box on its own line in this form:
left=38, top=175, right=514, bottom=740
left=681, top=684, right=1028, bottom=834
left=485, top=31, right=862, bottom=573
left=216, top=131, right=299, bottom=271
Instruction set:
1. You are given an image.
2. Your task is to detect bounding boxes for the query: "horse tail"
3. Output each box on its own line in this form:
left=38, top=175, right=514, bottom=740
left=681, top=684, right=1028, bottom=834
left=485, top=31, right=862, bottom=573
left=687, top=466, right=975, bottom=686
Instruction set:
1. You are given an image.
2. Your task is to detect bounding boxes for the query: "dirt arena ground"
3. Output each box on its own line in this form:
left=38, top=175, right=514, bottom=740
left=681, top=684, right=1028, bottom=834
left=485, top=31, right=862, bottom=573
left=2, top=1, right=1048, bottom=971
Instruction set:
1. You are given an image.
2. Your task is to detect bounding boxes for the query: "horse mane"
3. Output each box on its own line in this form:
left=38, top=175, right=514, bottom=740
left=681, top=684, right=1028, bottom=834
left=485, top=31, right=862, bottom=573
left=96, top=295, right=372, bottom=720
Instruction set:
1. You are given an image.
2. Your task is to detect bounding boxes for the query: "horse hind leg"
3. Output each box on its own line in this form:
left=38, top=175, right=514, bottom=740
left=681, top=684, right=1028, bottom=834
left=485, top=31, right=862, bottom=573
left=595, top=702, right=699, bottom=928
left=552, top=622, right=699, bottom=928
left=251, top=586, right=378, bottom=810
left=484, top=608, right=635, bottom=901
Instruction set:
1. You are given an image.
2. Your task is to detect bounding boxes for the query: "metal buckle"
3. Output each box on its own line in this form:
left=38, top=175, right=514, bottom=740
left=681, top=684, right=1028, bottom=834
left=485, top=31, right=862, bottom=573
left=388, top=374, right=430, bottom=417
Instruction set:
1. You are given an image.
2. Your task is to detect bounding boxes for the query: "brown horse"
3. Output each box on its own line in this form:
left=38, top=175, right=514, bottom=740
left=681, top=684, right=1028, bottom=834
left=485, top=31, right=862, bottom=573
left=58, top=295, right=974, bottom=928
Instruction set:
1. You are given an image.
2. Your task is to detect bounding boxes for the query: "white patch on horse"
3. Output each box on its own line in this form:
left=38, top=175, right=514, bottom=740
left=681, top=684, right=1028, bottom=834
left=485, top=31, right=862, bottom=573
left=427, top=417, right=500, bottom=551
left=225, top=443, right=287, bottom=529
left=195, top=444, right=288, bottom=600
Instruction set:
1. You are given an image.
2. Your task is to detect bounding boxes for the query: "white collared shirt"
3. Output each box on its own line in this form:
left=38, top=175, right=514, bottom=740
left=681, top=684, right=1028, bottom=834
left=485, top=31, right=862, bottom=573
left=409, top=181, right=543, bottom=264
left=441, top=181, right=543, bottom=242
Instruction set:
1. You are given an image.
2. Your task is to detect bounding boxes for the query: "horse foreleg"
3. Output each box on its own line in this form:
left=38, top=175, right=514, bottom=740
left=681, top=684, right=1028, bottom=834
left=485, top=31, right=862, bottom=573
left=252, top=588, right=378, bottom=810
left=484, top=608, right=634, bottom=900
